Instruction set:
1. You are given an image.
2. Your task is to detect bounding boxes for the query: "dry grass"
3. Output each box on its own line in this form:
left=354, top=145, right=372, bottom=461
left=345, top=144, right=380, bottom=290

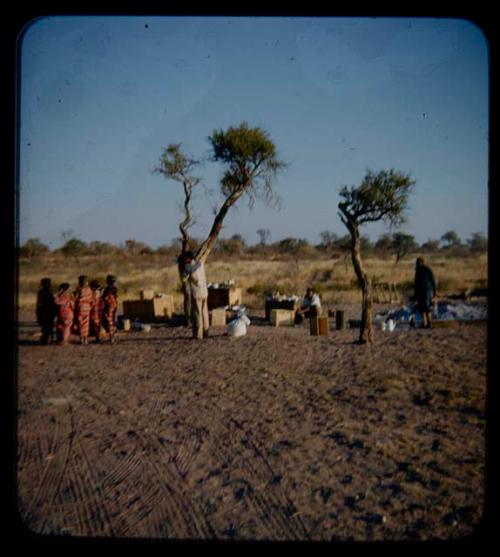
left=17, top=253, right=488, bottom=313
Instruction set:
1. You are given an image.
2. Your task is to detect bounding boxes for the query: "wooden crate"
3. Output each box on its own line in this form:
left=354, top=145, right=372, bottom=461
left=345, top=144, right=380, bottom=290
left=429, top=320, right=460, bottom=329
left=207, top=287, right=242, bottom=310
left=122, top=296, right=174, bottom=322
left=265, top=300, right=300, bottom=321
left=270, top=309, right=295, bottom=327
left=210, top=308, right=227, bottom=327
left=310, top=316, right=329, bottom=336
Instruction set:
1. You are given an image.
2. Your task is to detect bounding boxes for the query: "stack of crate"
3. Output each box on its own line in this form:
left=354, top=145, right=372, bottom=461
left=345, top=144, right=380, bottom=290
left=122, top=290, right=174, bottom=322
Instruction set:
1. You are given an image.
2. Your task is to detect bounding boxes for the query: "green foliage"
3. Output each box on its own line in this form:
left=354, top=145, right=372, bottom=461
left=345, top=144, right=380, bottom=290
left=155, top=143, right=201, bottom=185
left=467, top=232, right=487, bottom=253
left=440, top=230, right=461, bottom=248
left=391, top=232, right=417, bottom=262
left=421, top=239, right=440, bottom=253
left=60, top=238, right=88, bottom=256
left=338, top=168, right=415, bottom=228
left=214, top=234, right=247, bottom=256
left=374, top=233, right=392, bottom=253
left=333, top=234, right=352, bottom=252
left=209, top=121, right=286, bottom=207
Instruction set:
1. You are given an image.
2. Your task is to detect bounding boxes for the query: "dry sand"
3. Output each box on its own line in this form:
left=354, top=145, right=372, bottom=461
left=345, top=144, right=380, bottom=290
left=15, top=308, right=487, bottom=542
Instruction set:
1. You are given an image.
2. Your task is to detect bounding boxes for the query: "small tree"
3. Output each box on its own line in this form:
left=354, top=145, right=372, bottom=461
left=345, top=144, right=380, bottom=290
left=318, top=230, right=339, bottom=252
left=440, top=230, right=461, bottom=249
left=391, top=232, right=417, bottom=263
left=87, top=241, right=118, bottom=256
left=196, top=122, right=285, bottom=263
left=156, top=124, right=285, bottom=320
left=374, top=233, right=393, bottom=254
left=421, top=238, right=440, bottom=253
left=155, top=143, right=201, bottom=254
left=60, top=238, right=88, bottom=256
left=124, top=239, right=152, bottom=255
left=467, top=232, right=487, bottom=253
left=155, top=143, right=202, bottom=324
left=338, top=169, right=415, bottom=344
left=257, top=228, right=271, bottom=246
left=19, top=238, right=50, bottom=258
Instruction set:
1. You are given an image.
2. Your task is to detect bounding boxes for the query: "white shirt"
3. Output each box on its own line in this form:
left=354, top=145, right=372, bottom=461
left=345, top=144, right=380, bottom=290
left=302, top=293, right=321, bottom=310
left=183, top=260, right=208, bottom=299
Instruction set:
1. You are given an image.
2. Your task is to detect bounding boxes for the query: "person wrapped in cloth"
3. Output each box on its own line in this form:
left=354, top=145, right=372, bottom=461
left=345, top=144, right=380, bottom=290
left=295, top=287, right=322, bottom=324
left=181, top=251, right=210, bottom=339
left=413, top=256, right=437, bottom=329
left=36, top=278, right=57, bottom=345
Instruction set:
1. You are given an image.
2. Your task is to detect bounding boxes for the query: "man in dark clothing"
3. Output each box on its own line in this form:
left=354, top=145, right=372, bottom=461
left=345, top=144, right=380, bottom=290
left=414, top=257, right=437, bottom=328
left=36, top=278, right=57, bottom=344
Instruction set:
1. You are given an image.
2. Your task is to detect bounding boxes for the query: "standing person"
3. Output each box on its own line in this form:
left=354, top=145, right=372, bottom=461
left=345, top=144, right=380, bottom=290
left=74, top=275, right=93, bottom=345
left=36, top=278, right=56, bottom=345
left=414, top=256, right=437, bottom=329
left=182, top=251, right=209, bottom=339
left=177, top=253, right=192, bottom=327
left=295, top=287, right=322, bottom=324
left=54, top=283, right=75, bottom=345
left=89, top=279, right=103, bottom=343
left=102, top=274, right=118, bottom=344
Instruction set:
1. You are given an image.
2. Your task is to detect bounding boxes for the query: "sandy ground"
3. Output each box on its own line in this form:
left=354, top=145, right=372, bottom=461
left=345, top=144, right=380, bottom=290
left=15, top=307, right=487, bottom=542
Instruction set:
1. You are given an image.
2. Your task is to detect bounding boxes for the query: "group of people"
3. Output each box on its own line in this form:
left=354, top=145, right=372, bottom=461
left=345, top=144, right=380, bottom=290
left=36, top=274, right=118, bottom=345
left=35, top=255, right=437, bottom=344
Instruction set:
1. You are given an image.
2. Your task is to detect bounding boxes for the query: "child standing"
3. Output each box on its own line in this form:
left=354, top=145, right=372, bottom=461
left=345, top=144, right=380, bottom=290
left=102, top=274, right=118, bottom=344
left=74, top=275, right=93, bottom=345
left=89, top=279, right=103, bottom=343
left=54, top=283, right=75, bottom=345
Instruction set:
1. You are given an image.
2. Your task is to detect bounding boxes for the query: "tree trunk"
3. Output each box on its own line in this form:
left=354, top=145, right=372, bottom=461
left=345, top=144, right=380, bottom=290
left=350, top=225, right=374, bottom=344
left=196, top=189, right=246, bottom=264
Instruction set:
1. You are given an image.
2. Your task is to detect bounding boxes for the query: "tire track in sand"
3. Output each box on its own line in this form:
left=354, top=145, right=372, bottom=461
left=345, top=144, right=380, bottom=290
left=203, top=413, right=310, bottom=541
left=20, top=403, right=76, bottom=534
left=77, top=388, right=214, bottom=539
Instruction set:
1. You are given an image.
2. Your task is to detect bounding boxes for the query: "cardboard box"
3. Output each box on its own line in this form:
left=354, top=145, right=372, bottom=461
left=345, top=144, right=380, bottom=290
left=210, top=308, right=227, bottom=327
left=265, top=299, right=299, bottom=321
left=310, top=316, right=329, bottom=336
left=207, top=287, right=242, bottom=310
left=270, top=309, right=295, bottom=327
left=122, top=296, right=175, bottom=322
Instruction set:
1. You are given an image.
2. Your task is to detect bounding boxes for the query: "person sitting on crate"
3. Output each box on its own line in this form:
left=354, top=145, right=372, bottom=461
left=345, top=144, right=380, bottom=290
left=295, top=287, right=322, bottom=324
left=413, top=257, right=437, bottom=329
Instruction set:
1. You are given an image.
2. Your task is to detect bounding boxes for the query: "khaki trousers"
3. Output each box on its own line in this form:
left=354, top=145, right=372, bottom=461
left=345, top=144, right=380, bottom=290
left=191, top=296, right=209, bottom=339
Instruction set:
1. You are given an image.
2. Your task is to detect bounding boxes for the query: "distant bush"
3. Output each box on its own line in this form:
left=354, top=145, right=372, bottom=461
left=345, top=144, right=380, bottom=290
left=86, top=241, right=118, bottom=255
left=19, top=238, right=50, bottom=258
left=60, top=238, right=88, bottom=256
left=467, top=233, right=487, bottom=253
left=246, top=282, right=281, bottom=296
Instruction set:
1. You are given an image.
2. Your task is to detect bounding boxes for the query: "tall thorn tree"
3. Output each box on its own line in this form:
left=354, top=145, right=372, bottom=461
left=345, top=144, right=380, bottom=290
left=196, top=122, right=285, bottom=263
left=155, top=143, right=201, bottom=253
left=155, top=143, right=202, bottom=324
left=338, top=168, right=415, bottom=344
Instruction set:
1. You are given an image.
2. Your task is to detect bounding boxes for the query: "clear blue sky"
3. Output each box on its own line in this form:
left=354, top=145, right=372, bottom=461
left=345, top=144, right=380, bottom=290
left=18, top=15, right=489, bottom=249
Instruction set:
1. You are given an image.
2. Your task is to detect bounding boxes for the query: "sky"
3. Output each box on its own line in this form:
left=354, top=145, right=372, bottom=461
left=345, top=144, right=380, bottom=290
left=18, top=15, right=489, bottom=249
